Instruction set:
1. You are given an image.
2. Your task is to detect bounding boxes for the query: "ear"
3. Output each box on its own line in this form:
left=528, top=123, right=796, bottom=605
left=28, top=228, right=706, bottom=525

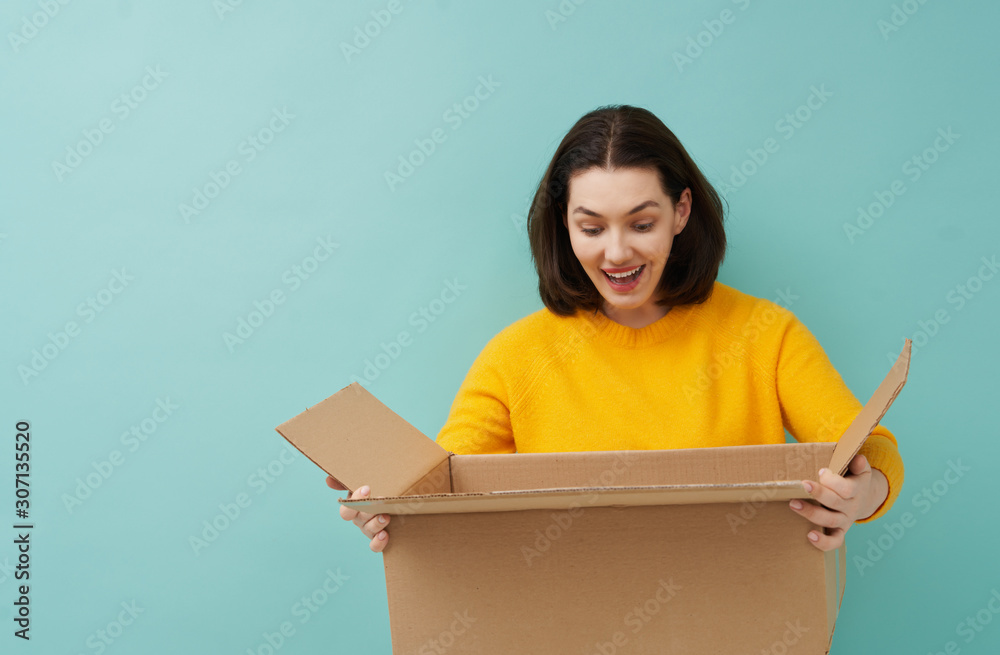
left=674, top=187, right=692, bottom=235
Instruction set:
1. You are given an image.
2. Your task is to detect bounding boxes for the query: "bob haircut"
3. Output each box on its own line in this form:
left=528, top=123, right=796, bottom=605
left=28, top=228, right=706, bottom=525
left=527, top=104, right=727, bottom=316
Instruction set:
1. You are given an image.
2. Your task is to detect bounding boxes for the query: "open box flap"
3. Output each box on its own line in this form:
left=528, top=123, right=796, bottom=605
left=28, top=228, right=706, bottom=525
left=339, top=480, right=810, bottom=515
left=275, top=382, right=449, bottom=497
left=829, top=339, right=911, bottom=476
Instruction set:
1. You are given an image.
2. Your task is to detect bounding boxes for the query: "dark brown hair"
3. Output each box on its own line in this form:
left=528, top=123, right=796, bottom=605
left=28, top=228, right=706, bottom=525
left=527, top=104, right=727, bottom=316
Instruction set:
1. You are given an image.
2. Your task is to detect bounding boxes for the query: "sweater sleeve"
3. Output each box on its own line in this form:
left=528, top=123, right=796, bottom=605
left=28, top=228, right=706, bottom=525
left=434, top=336, right=516, bottom=455
left=773, top=308, right=905, bottom=524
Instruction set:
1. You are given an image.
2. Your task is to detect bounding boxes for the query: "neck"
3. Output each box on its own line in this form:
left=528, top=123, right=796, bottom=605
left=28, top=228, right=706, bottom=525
left=599, top=302, right=671, bottom=329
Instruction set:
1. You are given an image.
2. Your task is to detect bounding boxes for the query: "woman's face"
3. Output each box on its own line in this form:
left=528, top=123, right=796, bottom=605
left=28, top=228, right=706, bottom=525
left=563, top=166, right=691, bottom=327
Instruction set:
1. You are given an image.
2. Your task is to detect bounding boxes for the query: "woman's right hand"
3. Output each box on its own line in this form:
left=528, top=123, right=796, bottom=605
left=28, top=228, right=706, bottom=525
left=326, top=476, right=390, bottom=552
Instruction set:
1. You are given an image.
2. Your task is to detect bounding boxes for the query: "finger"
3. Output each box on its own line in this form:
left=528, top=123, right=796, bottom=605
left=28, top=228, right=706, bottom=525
left=789, top=498, right=849, bottom=530
left=802, top=478, right=850, bottom=512
left=361, top=513, right=390, bottom=539
left=816, top=467, right=860, bottom=501
left=848, top=454, right=871, bottom=477
left=370, top=529, right=389, bottom=552
left=806, top=526, right=845, bottom=552
left=339, top=485, right=370, bottom=522
left=326, top=476, right=347, bottom=491
left=340, top=504, right=368, bottom=522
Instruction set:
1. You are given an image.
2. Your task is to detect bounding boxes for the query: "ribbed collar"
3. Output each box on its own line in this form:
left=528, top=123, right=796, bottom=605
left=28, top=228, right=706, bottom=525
left=574, top=300, right=698, bottom=348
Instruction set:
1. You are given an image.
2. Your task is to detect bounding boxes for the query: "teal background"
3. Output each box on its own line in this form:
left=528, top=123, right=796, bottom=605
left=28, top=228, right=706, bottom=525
left=1, top=0, right=998, bottom=653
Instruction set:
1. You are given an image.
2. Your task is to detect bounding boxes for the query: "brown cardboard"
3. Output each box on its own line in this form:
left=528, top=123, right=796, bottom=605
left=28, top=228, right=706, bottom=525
left=277, top=385, right=449, bottom=496
left=276, top=339, right=911, bottom=654
left=829, top=338, right=911, bottom=476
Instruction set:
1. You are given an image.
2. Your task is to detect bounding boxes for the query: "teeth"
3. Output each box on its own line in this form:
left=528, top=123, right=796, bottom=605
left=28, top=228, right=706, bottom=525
left=605, top=266, right=642, bottom=279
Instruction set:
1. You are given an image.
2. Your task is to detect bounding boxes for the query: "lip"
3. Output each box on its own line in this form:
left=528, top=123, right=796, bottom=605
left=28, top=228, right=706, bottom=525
left=602, top=264, right=644, bottom=292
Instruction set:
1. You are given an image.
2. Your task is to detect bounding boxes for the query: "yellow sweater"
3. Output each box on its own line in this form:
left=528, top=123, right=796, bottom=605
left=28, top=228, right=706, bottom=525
left=435, top=281, right=904, bottom=523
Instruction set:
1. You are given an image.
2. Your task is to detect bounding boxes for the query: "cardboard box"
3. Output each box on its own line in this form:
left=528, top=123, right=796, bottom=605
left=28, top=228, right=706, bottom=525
left=276, top=339, right=911, bottom=654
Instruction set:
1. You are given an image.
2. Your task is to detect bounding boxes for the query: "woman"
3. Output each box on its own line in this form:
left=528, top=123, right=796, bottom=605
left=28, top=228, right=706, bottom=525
left=328, top=104, right=904, bottom=554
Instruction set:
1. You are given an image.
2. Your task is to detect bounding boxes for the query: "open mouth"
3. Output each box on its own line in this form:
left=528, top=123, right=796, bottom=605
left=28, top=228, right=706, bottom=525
left=602, top=265, right=644, bottom=287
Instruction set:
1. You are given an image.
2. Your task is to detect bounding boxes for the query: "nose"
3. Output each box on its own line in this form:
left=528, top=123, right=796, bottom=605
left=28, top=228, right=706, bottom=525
left=605, top=227, right=633, bottom=265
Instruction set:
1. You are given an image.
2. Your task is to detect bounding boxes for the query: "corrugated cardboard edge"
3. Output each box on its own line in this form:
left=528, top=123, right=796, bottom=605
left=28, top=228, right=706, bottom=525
left=274, top=382, right=450, bottom=497
left=829, top=339, right=911, bottom=476
left=824, top=545, right=848, bottom=653
left=400, top=458, right=453, bottom=496
left=340, top=480, right=811, bottom=515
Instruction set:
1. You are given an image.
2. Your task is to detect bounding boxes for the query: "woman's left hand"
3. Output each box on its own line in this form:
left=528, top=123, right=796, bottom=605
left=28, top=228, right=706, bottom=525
left=788, top=453, right=888, bottom=551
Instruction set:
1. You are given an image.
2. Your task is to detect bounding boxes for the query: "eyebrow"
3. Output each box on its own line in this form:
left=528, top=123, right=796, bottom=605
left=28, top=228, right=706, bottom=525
left=571, top=200, right=660, bottom=218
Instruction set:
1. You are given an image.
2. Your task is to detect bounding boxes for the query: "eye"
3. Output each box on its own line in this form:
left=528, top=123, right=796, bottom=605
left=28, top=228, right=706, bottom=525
left=580, top=223, right=655, bottom=237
